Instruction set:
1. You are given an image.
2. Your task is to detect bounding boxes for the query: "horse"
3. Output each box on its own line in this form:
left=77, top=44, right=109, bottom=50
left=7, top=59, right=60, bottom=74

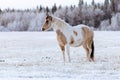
left=42, top=14, right=94, bottom=62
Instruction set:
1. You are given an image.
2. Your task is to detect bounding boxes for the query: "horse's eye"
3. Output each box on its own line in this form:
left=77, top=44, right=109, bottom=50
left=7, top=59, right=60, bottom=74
left=46, top=21, right=49, bottom=24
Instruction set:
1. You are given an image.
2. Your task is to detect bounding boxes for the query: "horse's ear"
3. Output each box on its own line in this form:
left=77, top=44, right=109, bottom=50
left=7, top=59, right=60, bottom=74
left=46, top=12, right=52, bottom=16
left=46, top=12, right=49, bottom=16
left=46, top=13, right=52, bottom=21
left=49, top=15, right=52, bottom=21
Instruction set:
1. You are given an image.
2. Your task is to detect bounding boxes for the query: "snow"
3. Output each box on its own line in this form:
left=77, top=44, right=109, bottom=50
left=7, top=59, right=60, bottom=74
left=0, top=31, right=120, bottom=80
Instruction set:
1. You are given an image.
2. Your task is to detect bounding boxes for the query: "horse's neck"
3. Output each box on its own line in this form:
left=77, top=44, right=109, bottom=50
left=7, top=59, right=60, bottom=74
left=52, top=17, right=71, bottom=32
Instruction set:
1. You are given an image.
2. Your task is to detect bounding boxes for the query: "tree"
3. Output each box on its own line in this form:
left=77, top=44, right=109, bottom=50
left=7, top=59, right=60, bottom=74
left=46, top=7, right=50, bottom=13
left=103, top=0, right=112, bottom=23
left=37, top=5, right=43, bottom=12
left=110, top=0, right=120, bottom=13
left=58, top=5, right=62, bottom=10
left=94, top=8, right=104, bottom=28
left=52, top=4, right=57, bottom=14
left=39, top=6, right=43, bottom=12
left=0, top=8, right=2, bottom=13
left=92, top=0, right=95, bottom=6
left=78, top=0, right=84, bottom=6
left=78, top=0, right=84, bottom=10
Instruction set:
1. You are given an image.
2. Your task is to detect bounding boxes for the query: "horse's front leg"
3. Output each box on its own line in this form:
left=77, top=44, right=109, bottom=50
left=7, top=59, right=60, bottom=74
left=65, top=45, right=71, bottom=62
left=59, top=44, right=65, bottom=62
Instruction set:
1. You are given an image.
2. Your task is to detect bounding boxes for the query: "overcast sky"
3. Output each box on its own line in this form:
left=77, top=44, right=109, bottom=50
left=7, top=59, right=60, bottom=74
left=0, top=0, right=104, bottom=10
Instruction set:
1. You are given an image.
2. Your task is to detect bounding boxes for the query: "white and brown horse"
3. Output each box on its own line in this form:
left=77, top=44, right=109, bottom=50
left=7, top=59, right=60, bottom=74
left=42, top=15, right=94, bottom=62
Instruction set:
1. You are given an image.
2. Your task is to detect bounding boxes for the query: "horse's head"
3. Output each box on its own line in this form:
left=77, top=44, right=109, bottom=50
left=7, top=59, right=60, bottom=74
left=42, top=15, right=53, bottom=31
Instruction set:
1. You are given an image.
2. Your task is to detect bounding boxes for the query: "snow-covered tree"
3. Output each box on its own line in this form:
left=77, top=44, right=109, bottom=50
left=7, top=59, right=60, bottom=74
left=52, top=4, right=57, bottom=14
left=0, top=0, right=120, bottom=31
left=100, top=13, right=120, bottom=30
left=110, top=0, right=120, bottom=13
left=28, top=12, right=46, bottom=31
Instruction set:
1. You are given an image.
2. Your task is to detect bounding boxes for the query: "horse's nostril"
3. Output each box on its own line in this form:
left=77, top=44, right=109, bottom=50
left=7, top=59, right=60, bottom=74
left=42, top=28, right=45, bottom=31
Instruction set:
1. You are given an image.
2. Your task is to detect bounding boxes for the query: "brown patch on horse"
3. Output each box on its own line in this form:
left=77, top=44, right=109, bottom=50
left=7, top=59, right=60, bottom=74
left=45, top=16, right=52, bottom=24
left=82, top=26, right=94, bottom=61
left=56, top=30, right=67, bottom=46
left=73, top=31, right=78, bottom=36
left=46, top=15, right=52, bottom=21
left=42, top=16, right=53, bottom=31
left=69, top=36, right=74, bottom=44
left=82, top=27, right=93, bottom=43
left=59, top=44, right=65, bottom=62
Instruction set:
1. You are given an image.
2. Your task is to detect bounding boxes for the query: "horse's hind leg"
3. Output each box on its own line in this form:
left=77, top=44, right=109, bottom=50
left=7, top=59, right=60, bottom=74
left=87, top=40, right=94, bottom=62
left=83, top=44, right=91, bottom=61
left=59, top=44, right=65, bottom=62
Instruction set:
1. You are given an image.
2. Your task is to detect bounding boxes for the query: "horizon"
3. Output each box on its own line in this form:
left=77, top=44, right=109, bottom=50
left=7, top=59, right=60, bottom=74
left=0, top=0, right=104, bottom=10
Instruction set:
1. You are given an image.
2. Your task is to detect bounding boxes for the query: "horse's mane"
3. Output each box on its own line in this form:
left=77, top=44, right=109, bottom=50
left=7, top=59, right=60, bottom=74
left=52, top=16, right=70, bottom=27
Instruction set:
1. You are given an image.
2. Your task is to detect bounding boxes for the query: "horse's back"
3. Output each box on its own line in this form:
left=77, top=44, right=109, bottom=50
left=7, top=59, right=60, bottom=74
left=74, top=24, right=93, bottom=33
left=72, top=24, right=90, bottom=34
left=72, top=24, right=94, bottom=42
left=73, top=24, right=90, bottom=29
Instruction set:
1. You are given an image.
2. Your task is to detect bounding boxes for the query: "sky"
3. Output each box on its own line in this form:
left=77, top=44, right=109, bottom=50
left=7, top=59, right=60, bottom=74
left=0, top=0, right=104, bottom=10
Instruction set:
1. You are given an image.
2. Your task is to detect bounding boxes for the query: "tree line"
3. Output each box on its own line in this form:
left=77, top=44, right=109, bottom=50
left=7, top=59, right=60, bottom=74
left=0, top=0, right=120, bottom=31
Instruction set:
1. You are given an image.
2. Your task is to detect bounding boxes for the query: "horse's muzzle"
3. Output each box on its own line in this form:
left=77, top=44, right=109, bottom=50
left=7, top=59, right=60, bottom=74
left=42, top=28, right=45, bottom=31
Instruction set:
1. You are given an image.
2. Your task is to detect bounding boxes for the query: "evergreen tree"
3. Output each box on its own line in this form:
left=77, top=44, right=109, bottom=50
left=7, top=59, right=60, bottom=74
left=104, top=0, right=111, bottom=23
left=58, top=5, right=62, bottom=10
left=0, top=8, right=2, bottom=13
left=70, top=5, right=74, bottom=11
left=110, top=0, right=119, bottom=13
left=92, top=0, right=95, bottom=6
left=78, top=0, right=84, bottom=10
left=52, top=4, right=57, bottom=14
left=39, top=6, right=43, bottom=12
left=46, top=7, right=50, bottom=13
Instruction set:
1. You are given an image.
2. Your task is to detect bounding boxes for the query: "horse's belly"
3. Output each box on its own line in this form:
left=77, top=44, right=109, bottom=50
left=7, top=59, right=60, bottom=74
left=70, top=40, right=82, bottom=47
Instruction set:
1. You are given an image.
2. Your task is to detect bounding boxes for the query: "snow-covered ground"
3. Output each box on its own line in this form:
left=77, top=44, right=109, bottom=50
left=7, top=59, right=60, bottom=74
left=0, top=31, right=120, bottom=80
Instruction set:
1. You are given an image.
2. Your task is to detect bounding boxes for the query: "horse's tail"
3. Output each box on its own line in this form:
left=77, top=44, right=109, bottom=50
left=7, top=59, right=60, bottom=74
left=90, top=40, right=94, bottom=61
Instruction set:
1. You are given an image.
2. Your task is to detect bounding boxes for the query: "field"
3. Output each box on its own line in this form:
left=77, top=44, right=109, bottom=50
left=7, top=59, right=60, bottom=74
left=0, top=31, right=120, bottom=80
